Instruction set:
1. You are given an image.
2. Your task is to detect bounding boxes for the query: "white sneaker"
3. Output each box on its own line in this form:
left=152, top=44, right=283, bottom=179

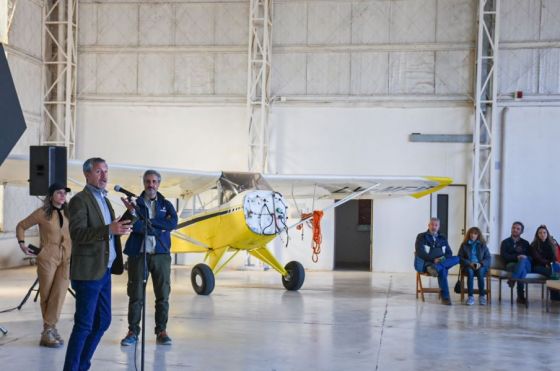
left=466, top=296, right=475, bottom=306
left=479, top=296, right=487, bottom=306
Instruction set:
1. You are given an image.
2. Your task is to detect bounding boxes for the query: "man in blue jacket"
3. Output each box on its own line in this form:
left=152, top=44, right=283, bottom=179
left=415, top=217, right=459, bottom=305
left=121, top=170, right=178, bottom=346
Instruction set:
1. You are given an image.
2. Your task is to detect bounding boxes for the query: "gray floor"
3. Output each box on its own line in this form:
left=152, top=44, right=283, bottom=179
left=0, top=266, right=559, bottom=371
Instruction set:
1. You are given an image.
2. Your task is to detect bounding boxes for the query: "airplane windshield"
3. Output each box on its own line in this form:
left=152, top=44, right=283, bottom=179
left=218, top=172, right=272, bottom=204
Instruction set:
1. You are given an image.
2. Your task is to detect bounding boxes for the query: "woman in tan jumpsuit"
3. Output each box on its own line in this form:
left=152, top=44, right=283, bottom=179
left=16, top=183, right=71, bottom=348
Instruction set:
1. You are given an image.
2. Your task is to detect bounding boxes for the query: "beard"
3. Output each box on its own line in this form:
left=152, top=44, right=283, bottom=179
left=145, top=188, right=157, bottom=198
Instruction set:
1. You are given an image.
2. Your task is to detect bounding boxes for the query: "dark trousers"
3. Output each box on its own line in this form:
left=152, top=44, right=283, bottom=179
left=63, top=269, right=111, bottom=371
left=127, top=254, right=171, bottom=335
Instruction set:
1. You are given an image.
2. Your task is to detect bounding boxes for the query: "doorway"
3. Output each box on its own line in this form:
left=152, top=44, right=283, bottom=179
left=334, top=200, right=372, bottom=271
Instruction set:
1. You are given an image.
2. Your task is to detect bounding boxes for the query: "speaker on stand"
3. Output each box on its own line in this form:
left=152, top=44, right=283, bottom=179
left=29, top=146, right=67, bottom=196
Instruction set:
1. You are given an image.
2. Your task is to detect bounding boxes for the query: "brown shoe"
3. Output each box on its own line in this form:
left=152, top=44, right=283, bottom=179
left=441, top=298, right=452, bottom=306
left=40, top=327, right=62, bottom=348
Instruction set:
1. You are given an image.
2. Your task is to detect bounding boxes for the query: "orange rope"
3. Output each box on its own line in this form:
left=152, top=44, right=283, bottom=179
left=296, top=210, right=323, bottom=263
left=311, top=210, right=324, bottom=263
left=296, top=211, right=324, bottom=262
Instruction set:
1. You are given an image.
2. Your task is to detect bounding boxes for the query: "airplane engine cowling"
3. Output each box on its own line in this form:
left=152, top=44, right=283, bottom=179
left=243, top=191, right=288, bottom=235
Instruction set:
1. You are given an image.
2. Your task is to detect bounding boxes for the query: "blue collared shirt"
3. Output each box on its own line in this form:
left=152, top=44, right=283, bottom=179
left=86, top=185, right=116, bottom=268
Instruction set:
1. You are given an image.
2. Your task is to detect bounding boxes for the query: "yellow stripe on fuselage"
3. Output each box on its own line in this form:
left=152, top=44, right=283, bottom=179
left=170, top=202, right=276, bottom=254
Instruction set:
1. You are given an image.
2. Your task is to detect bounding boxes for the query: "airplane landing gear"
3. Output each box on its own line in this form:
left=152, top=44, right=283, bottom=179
left=191, top=263, right=215, bottom=295
left=282, top=261, right=305, bottom=291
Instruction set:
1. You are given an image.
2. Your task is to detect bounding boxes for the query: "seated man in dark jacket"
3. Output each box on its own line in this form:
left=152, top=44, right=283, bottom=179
left=121, top=169, right=178, bottom=347
left=415, top=217, right=460, bottom=305
left=500, top=221, right=531, bottom=304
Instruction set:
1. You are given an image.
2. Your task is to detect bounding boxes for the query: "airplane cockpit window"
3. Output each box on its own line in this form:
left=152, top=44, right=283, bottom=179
left=218, top=172, right=272, bottom=204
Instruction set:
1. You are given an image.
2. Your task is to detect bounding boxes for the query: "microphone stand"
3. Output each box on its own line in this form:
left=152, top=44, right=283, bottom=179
left=127, top=195, right=168, bottom=371
left=132, top=201, right=153, bottom=371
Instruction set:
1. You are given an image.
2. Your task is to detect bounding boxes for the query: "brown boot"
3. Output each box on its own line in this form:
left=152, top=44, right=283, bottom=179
left=40, top=327, right=62, bottom=348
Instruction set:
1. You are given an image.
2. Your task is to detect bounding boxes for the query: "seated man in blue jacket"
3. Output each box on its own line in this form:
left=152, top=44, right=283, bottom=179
left=121, top=169, right=178, bottom=346
left=415, top=217, right=460, bottom=305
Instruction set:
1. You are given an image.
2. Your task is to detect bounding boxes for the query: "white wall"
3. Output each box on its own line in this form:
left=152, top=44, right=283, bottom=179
left=76, top=103, right=248, bottom=171
left=499, top=106, right=560, bottom=245
left=268, top=105, right=473, bottom=272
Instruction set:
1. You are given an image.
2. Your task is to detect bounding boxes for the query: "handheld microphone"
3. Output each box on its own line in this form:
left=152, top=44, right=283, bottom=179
left=114, top=185, right=137, bottom=198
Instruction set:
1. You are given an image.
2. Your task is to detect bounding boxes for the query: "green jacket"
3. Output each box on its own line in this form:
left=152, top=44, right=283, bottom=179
left=68, top=186, right=133, bottom=280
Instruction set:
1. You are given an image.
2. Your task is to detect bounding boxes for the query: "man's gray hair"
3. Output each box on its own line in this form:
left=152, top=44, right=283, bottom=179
left=429, top=217, right=440, bottom=223
left=143, top=169, right=161, bottom=183
left=83, top=157, right=106, bottom=173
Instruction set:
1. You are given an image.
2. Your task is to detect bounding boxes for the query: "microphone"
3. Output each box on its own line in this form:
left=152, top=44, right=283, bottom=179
left=114, top=185, right=137, bottom=198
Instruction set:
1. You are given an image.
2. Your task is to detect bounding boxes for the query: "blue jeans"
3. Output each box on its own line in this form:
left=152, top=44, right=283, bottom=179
left=429, top=256, right=460, bottom=300
left=63, top=270, right=112, bottom=371
left=506, top=258, right=532, bottom=297
left=466, top=266, right=488, bottom=296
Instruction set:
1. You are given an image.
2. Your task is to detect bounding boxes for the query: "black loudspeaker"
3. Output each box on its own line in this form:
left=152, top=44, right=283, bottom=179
left=29, top=146, right=67, bottom=196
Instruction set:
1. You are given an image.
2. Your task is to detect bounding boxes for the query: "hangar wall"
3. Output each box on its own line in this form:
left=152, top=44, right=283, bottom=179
left=2, top=0, right=560, bottom=272
left=498, top=106, right=560, bottom=248
left=269, top=105, right=472, bottom=272
left=70, top=0, right=560, bottom=272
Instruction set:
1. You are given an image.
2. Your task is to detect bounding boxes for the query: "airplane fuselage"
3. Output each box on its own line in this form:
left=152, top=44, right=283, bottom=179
left=171, top=190, right=288, bottom=254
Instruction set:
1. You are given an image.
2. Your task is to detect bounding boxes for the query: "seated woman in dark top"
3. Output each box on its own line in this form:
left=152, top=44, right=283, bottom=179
left=458, top=227, right=491, bottom=306
left=529, top=225, right=560, bottom=278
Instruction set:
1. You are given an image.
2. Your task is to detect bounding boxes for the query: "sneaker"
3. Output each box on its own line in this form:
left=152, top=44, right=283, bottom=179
left=426, top=266, right=438, bottom=277
left=441, top=298, right=452, bottom=306
left=466, top=296, right=475, bottom=306
left=516, top=296, right=527, bottom=305
left=479, top=296, right=487, bottom=306
left=52, top=327, right=64, bottom=345
left=40, top=327, right=62, bottom=348
left=120, top=331, right=138, bottom=346
left=156, top=330, right=172, bottom=345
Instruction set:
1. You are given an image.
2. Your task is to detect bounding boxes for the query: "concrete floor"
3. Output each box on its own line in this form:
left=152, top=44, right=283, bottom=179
left=0, top=266, right=559, bottom=371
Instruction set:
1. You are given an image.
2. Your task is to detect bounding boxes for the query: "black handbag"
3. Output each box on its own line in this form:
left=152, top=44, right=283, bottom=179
left=453, top=276, right=461, bottom=294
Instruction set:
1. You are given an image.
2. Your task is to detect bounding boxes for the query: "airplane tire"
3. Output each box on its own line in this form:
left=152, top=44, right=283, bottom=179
left=191, top=263, right=215, bottom=295
left=282, top=261, right=305, bottom=291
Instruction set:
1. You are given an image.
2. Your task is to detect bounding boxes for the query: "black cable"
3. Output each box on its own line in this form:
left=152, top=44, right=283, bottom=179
left=259, top=204, right=274, bottom=233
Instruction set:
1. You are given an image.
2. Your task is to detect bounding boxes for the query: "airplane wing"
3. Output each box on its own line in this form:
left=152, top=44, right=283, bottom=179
left=263, top=174, right=452, bottom=199
left=2, top=154, right=451, bottom=200
left=0, top=154, right=220, bottom=198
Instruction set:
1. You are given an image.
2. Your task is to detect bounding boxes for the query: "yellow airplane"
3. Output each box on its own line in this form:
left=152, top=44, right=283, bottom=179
left=0, top=154, right=452, bottom=295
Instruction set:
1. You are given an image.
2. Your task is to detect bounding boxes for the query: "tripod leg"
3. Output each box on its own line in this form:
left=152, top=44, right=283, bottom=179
left=17, top=278, right=40, bottom=310
left=34, top=284, right=41, bottom=302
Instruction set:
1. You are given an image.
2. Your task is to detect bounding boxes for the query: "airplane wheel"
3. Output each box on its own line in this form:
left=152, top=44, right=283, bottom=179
left=282, top=261, right=305, bottom=291
left=191, top=263, right=215, bottom=295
